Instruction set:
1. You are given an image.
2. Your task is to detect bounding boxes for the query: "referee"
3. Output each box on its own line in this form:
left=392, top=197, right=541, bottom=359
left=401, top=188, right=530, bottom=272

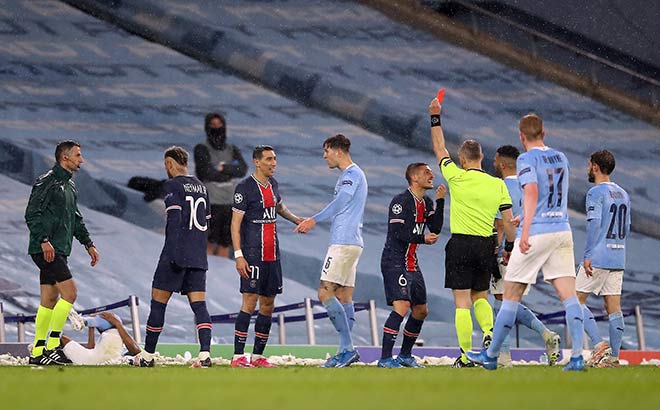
left=428, top=98, right=517, bottom=367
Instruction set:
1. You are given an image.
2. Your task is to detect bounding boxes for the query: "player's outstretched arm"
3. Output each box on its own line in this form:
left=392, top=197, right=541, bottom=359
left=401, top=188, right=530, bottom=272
left=277, top=202, right=303, bottom=225
left=428, top=98, right=450, bottom=162
left=230, top=210, right=250, bottom=278
left=98, top=312, right=141, bottom=355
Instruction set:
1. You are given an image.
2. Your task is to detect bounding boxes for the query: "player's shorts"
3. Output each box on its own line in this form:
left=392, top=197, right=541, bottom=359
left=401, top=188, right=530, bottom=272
left=490, top=258, right=531, bottom=295
left=62, top=329, right=124, bottom=365
left=444, top=234, right=494, bottom=291
left=506, top=230, right=575, bottom=284
left=575, top=265, right=623, bottom=296
left=320, top=245, right=363, bottom=287
left=240, top=258, right=283, bottom=296
left=208, top=204, right=232, bottom=246
left=152, top=260, right=206, bottom=294
left=381, top=266, right=427, bottom=306
left=31, top=253, right=72, bottom=285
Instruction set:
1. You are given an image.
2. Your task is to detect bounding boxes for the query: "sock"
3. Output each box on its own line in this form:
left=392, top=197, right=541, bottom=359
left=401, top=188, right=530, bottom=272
left=46, top=299, right=73, bottom=350
left=455, top=308, right=473, bottom=363
left=400, top=316, right=424, bottom=357
left=323, top=297, right=353, bottom=353
left=516, top=304, right=547, bottom=336
left=32, top=305, right=53, bottom=356
left=145, top=299, right=168, bottom=354
left=473, top=298, right=493, bottom=337
left=581, top=304, right=602, bottom=346
left=492, top=300, right=510, bottom=353
left=233, top=310, right=251, bottom=355
left=190, top=301, right=212, bottom=353
left=563, top=296, right=585, bottom=358
left=487, top=300, right=518, bottom=358
left=253, top=314, right=272, bottom=355
left=380, top=311, right=403, bottom=359
left=342, top=301, right=355, bottom=331
left=608, top=311, right=624, bottom=357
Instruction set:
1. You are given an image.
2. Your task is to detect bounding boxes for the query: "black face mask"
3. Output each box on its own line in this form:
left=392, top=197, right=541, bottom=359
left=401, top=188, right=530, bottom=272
left=207, top=126, right=227, bottom=150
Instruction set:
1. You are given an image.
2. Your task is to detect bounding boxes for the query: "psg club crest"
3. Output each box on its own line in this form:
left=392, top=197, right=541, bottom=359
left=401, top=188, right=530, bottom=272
left=250, top=280, right=257, bottom=288
left=234, top=193, right=243, bottom=204
left=392, top=204, right=402, bottom=215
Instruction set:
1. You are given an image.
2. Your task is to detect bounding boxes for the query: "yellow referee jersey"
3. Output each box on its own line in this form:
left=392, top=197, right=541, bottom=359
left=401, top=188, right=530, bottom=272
left=440, top=157, right=512, bottom=237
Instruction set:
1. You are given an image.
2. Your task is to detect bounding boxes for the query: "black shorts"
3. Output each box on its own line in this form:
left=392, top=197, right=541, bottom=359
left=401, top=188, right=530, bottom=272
left=208, top=204, right=232, bottom=246
left=444, top=234, right=495, bottom=291
left=31, top=253, right=72, bottom=285
left=152, top=260, right=206, bottom=294
left=240, top=257, right=282, bottom=297
left=382, top=265, right=427, bottom=306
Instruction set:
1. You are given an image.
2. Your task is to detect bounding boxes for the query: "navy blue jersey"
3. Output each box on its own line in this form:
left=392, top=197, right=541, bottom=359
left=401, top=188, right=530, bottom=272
left=232, top=175, right=282, bottom=262
left=159, top=175, right=210, bottom=270
left=381, top=189, right=444, bottom=272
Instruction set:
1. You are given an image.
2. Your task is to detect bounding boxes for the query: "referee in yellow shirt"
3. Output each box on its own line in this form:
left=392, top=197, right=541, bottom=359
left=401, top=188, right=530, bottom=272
left=428, top=98, right=517, bottom=367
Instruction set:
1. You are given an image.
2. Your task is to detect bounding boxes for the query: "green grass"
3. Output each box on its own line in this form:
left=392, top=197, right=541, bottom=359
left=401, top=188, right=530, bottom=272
left=1, top=366, right=659, bottom=410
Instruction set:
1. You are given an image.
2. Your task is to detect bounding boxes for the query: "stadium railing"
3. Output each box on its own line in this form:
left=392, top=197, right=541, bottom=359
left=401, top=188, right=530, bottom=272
left=210, top=298, right=380, bottom=346
left=1, top=297, right=647, bottom=350
left=0, top=295, right=141, bottom=344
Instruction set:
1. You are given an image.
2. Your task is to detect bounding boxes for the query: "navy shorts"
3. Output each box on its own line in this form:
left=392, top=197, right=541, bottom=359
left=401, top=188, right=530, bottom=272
left=152, top=260, right=206, bottom=294
left=382, top=265, right=427, bottom=306
left=240, top=258, right=282, bottom=297
left=31, top=253, right=72, bottom=285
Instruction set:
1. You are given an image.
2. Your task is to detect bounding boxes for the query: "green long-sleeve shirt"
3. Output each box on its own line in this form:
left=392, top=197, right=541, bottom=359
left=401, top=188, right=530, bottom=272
left=25, top=164, right=93, bottom=256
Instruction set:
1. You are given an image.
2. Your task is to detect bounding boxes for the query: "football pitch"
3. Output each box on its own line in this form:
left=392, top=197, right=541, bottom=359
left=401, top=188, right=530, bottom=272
left=2, top=365, right=659, bottom=410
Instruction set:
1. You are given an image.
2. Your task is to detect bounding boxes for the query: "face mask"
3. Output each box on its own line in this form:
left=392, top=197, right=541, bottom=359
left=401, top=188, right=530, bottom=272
left=207, top=126, right=226, bottom=149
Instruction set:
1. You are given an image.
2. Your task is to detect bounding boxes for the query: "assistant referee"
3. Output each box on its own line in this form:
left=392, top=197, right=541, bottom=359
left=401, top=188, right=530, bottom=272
left=427, top=98, right=517, bottom=367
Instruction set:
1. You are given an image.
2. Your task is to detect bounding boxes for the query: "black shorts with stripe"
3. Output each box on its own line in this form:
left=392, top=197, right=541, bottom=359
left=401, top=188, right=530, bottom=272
left=381, top=264, right=427, bottom=306
left=444, top=234, right=497, bottom=291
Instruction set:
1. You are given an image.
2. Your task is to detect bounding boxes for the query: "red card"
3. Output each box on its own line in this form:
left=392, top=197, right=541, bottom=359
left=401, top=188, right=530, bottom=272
left=437, top=88, right=445, bottom=103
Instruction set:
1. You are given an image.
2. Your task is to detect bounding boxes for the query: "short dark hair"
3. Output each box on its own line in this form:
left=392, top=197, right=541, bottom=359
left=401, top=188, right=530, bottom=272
left=323, top=134, right=351, bottom=153
left=253, top=145, right=274, bottom=160
left=164, top=146, right=189, bottom=166
left=458, top=139, right=482, bottom=161
left=519, top=114, right=543, bottom=141
left=590, top=150, right=616, bottom=175
left=496, top=145, right=520, bottom=160
left=55, top=140, right=81, bottom=163
left=204, top=112, right=225, bottom=130
left=405, top=162, right=428, bottom=184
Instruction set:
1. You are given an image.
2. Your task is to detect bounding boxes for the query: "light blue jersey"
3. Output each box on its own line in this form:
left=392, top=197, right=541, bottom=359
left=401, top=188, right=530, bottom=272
left=496, top=176, right=522, bottom=256
left=314, top=163, right=368, bottom=247
left=584, top=182, right=630, bottom=269
left=516, top=146, right=571, bottom=236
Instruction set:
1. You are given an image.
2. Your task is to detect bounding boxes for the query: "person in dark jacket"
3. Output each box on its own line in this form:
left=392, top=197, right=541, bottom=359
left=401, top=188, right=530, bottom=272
left=25, top=140, right=100, bottom=365
left=194, top=113, right=247, bottom=257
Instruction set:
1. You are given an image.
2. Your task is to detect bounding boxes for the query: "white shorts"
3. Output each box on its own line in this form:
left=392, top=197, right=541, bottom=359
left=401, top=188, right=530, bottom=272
left=62, top=329, right=124, bottom=365
left=505, top=231, right=575, bottom=284
left=490, top=259, right=530, bottom=295
left=320, top=244, right=363, bottom=287
left=575, top=265, right=623, bottom=296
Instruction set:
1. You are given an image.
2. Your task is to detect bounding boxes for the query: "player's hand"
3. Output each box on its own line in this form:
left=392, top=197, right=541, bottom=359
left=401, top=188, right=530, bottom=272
left=99, top=311, right=120, bottom=326
left=424, top=233, right=439, bottom=244
left=510, top=216, right=521, bottom=228
left=294, top=216, right=305, bottom=225
left=41, top=241, right=55, bottom=262
left=88, top=246, right=99, bottom=267
left=428, top=98, right=442, bottom=116
left=502, top=251, right=511, bottom=265
left=583, top=259, right=593, bottom=277
left=436, top=184, right=447, bottom=199
left=235, top=257, right=250, bottom=279
left=294, top=218, right=316, bottom=234
left=519, top=234, right=531, bottom=254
